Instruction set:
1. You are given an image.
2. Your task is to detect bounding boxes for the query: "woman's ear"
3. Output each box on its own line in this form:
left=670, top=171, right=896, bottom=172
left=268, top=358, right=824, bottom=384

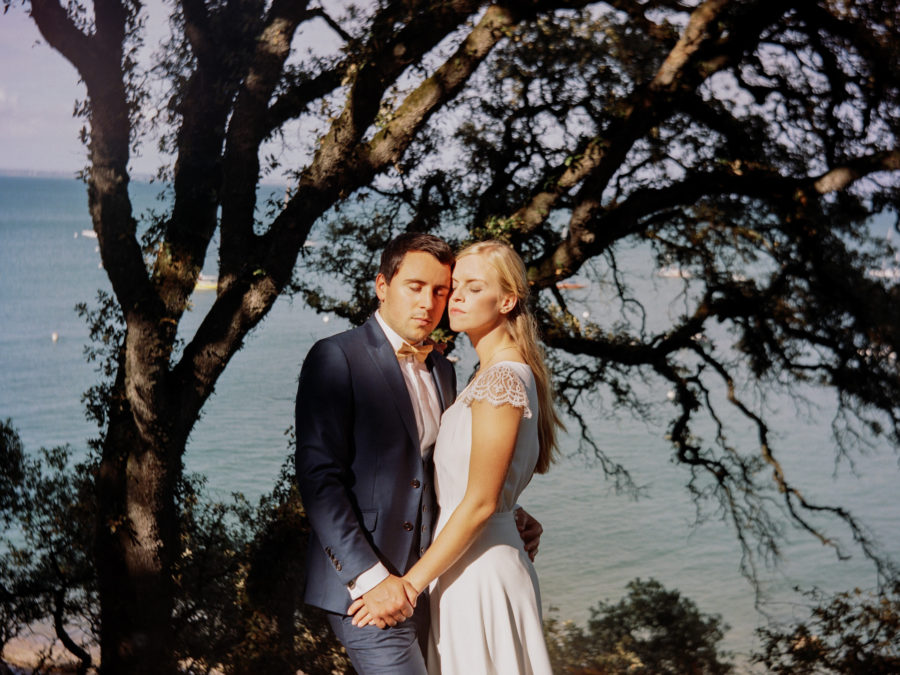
left=500, top=294, right=518, bottom=315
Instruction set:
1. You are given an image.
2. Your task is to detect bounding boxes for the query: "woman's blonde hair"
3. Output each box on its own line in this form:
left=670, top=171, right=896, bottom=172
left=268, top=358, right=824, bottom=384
left=456, top=240, right=562, bottom=473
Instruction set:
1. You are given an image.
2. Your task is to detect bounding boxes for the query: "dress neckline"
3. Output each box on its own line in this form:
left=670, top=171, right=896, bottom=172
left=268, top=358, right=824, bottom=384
left=465, top=361, right=531, bottom=390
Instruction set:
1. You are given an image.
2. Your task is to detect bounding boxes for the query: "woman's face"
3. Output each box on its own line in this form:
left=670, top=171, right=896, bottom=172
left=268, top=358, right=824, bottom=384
left=448, top=253, right=515, bottom=337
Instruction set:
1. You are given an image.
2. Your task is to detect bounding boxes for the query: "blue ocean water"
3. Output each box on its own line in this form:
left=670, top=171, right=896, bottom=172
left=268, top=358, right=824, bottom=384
left=1, top=174, right=897, bottom=670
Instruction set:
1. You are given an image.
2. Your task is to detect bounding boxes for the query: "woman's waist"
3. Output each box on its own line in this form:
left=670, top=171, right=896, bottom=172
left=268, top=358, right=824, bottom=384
left=435, top=508, right=520, bottom=542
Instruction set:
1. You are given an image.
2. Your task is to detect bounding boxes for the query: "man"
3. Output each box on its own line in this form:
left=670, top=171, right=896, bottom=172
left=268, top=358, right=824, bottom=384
left=295, top=233, right=540, bottom=674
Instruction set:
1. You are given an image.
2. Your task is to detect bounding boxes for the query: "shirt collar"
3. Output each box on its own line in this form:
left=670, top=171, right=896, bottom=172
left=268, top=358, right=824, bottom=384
left=374, top=310, right=420, bottom=352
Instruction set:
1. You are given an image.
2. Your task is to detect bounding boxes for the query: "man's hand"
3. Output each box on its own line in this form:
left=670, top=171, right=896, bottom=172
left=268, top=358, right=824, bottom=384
left=348, top=574, right=417, bottom=629
left=515, top=506, right=543, bottom=562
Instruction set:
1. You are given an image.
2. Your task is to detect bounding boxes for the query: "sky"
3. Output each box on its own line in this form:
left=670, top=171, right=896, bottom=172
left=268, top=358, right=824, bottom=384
left=0, top=2, right=343, bottom=178
left=0, top=7, right=101, bottom=174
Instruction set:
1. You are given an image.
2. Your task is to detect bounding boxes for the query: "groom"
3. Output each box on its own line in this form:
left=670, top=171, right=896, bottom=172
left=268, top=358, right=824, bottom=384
left=295, top=233, right=540, bottom=674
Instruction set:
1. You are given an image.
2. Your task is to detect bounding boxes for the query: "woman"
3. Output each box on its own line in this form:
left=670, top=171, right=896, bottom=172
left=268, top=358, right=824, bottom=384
left=351, top=240, right=562, bottom=674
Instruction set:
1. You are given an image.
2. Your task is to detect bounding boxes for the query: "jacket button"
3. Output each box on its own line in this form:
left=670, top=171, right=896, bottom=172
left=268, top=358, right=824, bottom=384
left=336, top=562, right=342, bottom=571
left=411, top=479, right=421, bottom=488
left=403, top=521, right=413, bottom=531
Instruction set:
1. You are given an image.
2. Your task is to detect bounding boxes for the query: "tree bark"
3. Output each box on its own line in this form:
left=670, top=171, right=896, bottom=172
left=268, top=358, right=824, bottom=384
left=94, top=364, right=183, bottom=674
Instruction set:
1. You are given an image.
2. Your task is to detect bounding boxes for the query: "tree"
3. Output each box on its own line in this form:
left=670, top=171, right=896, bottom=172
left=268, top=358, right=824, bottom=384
left=753, top=582, right=900, bottom=674
left=7, top=0, right=900, bottom=673
left=544, top=577, right=733, bottom=674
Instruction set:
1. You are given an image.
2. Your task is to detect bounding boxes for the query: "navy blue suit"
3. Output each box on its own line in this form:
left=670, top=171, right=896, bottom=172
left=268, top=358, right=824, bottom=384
left=295, top=316, right=456, bottom=621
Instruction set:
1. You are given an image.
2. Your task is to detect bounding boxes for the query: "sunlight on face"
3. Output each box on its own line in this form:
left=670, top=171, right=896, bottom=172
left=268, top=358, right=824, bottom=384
left=376, top=250, right=452, bottom=344
left=448, top=254, right=514, bottom=339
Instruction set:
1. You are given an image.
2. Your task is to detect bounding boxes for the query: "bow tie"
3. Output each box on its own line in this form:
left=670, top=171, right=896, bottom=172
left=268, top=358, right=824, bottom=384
left=396, top=342, right=433, bottom=363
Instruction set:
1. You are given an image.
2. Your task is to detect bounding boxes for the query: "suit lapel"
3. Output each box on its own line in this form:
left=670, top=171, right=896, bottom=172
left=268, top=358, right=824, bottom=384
left=362, top=318, right=421, bottom=452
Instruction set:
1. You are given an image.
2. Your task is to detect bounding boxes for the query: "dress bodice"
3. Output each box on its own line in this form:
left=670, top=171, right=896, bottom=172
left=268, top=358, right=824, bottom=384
left=432, top=361, right=539, bottom=520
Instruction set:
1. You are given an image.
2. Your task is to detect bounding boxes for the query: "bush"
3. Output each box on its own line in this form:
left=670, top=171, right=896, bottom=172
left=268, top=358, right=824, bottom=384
left=0, top=420, right=350, bottom=674
left=753, top=583, right=900, bottom=674
left=545, top=577, right=733, bottom=674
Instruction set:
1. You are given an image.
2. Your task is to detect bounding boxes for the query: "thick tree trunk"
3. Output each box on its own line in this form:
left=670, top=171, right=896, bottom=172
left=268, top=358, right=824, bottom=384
left=94, top=377, right=181, bottom=674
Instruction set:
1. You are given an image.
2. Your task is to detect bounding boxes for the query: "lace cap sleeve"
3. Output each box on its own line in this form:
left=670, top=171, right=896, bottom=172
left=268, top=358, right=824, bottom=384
left=460, top=364, right=532, bottom=418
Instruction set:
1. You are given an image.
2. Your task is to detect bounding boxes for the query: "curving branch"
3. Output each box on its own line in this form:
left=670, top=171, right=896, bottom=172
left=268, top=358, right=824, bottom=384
left=306, top=5, right=352, bottom=43
left=364, top=3, right=525, bottom=169
left=521, top=1, right=787, bottom=282
left=263, top=65, right=347, bottom=136
left=32, top=0, right=147, bottom=318
left=219, top=0, right=314, bottom=282
left=29, top=0, right=98, bottom=77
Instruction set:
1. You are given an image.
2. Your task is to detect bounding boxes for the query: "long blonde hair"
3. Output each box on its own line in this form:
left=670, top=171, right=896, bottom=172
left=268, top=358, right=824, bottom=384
left=456, top=240, right=562, bottom=473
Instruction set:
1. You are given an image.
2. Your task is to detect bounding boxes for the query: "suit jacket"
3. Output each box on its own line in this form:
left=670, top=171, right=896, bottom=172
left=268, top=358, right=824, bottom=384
left=294, top=316, right=457, bottom=614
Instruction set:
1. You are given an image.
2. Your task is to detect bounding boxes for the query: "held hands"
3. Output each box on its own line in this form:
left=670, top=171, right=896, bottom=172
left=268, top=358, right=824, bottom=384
left=348, top=574, right=420, bottom=629
left=514, top=506, right=543, bottom=562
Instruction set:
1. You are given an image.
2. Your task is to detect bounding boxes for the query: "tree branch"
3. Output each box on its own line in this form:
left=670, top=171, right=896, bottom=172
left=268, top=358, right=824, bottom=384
left=519, top=0, right=787, bottom=283
left=29, top=0, right=97, bottom=78
left=219, top=0, right=313, bottom=282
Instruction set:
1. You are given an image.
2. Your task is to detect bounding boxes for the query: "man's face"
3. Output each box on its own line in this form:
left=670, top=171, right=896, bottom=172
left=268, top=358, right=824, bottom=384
left=375, top=250, right=452, bottom=345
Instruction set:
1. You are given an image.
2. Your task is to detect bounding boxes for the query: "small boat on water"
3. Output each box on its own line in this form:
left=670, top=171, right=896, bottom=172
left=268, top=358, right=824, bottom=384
left=80, top=229, right=98, bottom=239
left=195, top=273, right=218, bottom=291
left=657, top=266, right=692, bottom=279
left=866, top=267, right=900, bottom=280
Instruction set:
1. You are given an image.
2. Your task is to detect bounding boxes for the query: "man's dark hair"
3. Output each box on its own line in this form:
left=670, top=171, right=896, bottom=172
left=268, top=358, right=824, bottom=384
left=378, top=232, right=454, bottom=282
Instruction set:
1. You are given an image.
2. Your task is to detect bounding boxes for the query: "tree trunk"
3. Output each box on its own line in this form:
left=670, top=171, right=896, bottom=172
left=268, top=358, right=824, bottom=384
left=94, top=377, right=181, bottom=674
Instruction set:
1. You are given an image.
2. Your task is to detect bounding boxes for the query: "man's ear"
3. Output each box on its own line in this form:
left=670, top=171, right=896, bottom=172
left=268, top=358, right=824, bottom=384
left=375, top=273, right=387, bottom=302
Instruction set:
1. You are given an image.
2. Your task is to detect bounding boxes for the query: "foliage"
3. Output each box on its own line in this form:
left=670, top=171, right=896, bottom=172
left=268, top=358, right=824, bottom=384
left=753, top=582, right=900, bottom=674
left=544, top=577, right=733, bottom=674
left=0, top=422, right=350, bottom=675
left=0, top=419, right=97, bottom=674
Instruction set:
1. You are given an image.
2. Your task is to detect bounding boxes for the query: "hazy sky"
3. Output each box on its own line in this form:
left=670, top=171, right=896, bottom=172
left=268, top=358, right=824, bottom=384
left=0, top=2, right=342, bottom=177
left=0, top=7, right=97, bottom=174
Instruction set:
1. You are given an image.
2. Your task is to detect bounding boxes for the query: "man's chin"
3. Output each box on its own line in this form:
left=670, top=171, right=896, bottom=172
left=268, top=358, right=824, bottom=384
left=406, top=325, right=436, bottom=343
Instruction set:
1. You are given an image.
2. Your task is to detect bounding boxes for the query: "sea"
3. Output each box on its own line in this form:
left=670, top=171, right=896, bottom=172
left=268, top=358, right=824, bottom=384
left=1, top=173, right=898, bottom=671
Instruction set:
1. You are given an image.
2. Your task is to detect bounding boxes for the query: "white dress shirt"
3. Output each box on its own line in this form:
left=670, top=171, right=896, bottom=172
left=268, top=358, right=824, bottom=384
left=348, top=312, right=443, bottom=600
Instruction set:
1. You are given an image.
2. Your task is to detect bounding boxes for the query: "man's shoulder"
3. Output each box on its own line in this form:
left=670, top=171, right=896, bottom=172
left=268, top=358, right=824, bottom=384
left=315, top=320, right=372, bottom=348
left=306, top=320, right=381, bottom=361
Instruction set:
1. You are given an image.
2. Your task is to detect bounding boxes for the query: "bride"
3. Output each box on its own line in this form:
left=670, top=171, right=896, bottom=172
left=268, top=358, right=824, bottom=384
left=350, top=239, right=562, bottom=674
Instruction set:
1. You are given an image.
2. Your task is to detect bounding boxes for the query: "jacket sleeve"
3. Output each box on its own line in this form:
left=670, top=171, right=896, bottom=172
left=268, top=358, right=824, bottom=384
left=294, top=338, right=380, bottom=586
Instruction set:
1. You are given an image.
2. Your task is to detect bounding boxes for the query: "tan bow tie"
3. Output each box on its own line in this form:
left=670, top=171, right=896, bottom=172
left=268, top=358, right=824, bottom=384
left=396, top=342, right=433, bottom=362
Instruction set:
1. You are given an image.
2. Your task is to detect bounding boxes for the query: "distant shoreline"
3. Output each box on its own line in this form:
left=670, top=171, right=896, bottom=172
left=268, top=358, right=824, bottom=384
left=0, top=168, right=287, bottom=188
left=0, top=167, right=90, bottom=179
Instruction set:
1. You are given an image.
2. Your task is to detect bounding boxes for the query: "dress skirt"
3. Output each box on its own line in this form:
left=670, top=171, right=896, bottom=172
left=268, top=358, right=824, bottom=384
left=427, top=512, right=552, bottom=675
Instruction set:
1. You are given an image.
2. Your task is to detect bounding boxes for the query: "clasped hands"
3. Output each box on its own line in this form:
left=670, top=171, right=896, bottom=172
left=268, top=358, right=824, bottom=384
left=348, top=574, right=419, bottom=629
left=347, top=508, right=543, bottom=629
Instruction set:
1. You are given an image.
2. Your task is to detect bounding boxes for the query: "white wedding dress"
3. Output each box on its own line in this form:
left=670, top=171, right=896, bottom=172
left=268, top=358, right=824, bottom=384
left=427, top=362, right=552, bottom=675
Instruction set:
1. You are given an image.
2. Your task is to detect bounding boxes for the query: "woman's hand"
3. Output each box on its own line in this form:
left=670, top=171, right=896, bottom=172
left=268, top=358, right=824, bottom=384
left=348, top=577, right=420, bottom=628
